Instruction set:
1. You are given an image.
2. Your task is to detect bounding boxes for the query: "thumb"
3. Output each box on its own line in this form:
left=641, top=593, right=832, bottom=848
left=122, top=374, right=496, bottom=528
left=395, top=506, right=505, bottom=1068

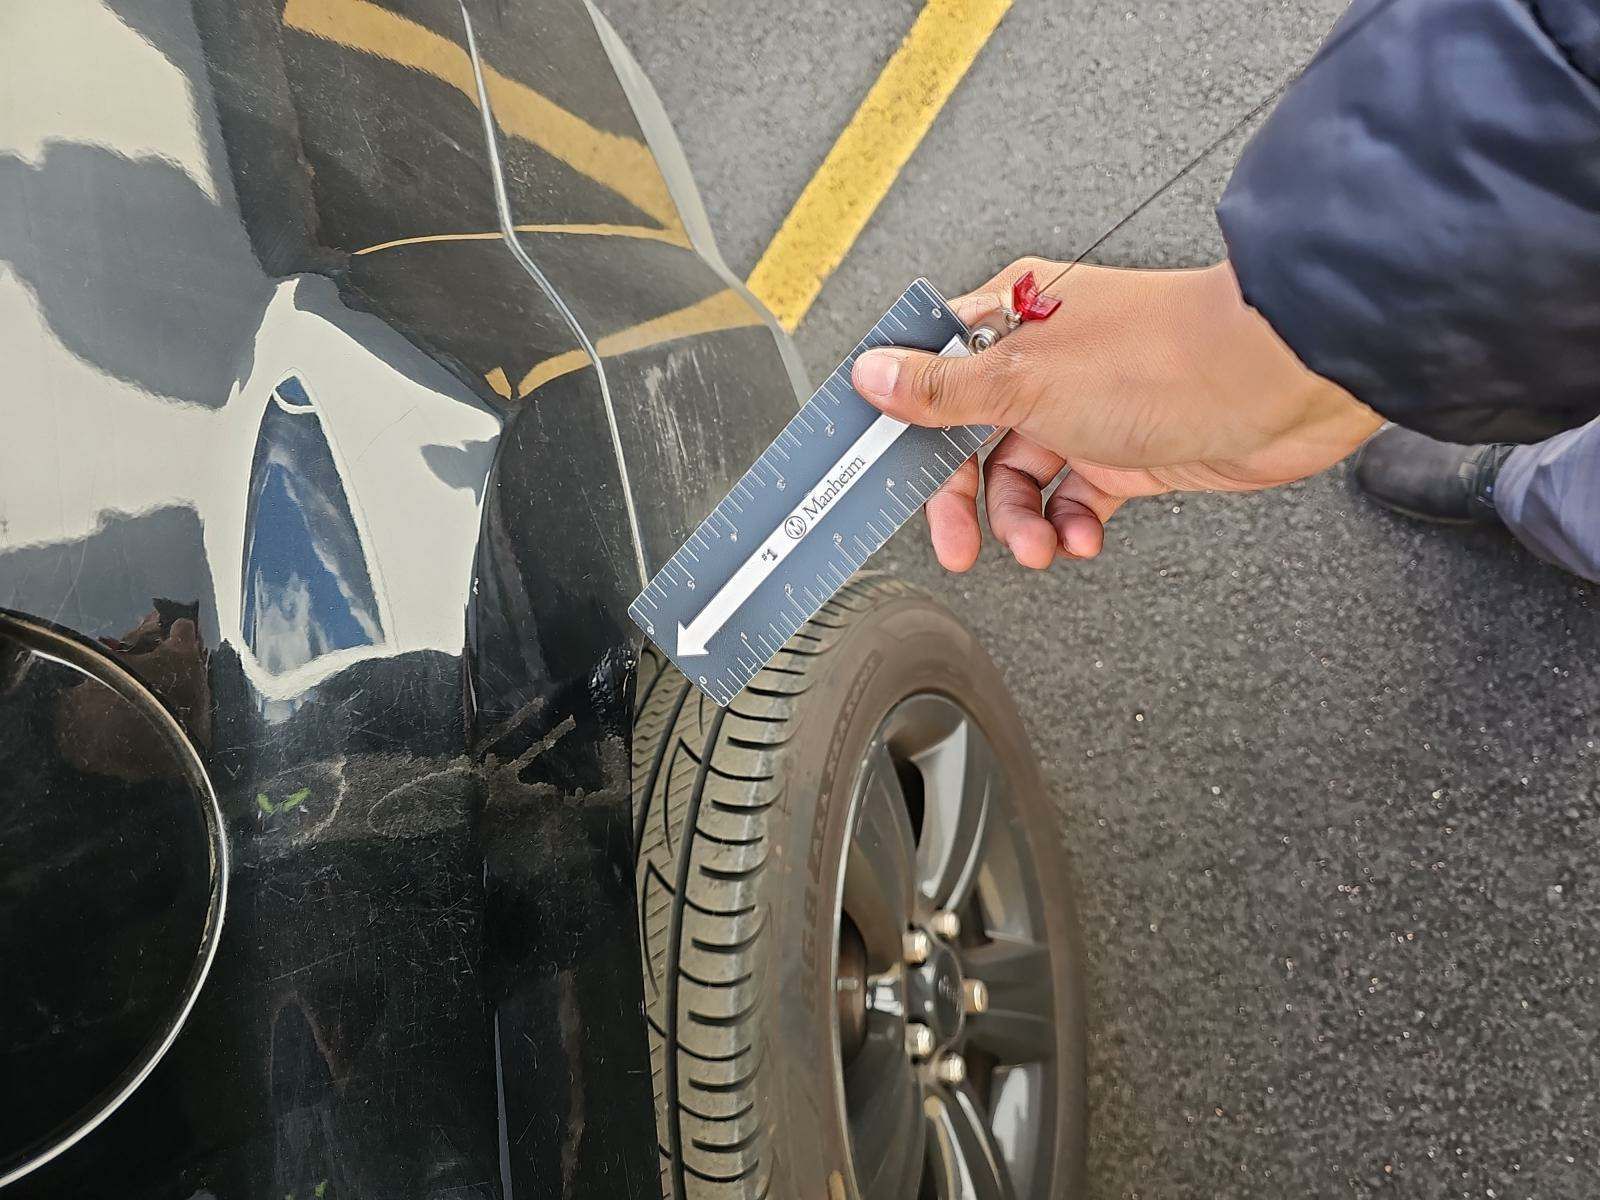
left=851, top=346, right=1007, bottom=428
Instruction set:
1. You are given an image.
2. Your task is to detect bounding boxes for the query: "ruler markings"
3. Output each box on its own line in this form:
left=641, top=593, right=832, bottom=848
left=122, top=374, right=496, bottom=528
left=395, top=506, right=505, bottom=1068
left=630, top=280, right=981, bottom=704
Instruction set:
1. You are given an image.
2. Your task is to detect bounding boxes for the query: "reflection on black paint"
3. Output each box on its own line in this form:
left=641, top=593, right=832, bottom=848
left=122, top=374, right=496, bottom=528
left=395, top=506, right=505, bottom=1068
left=0, top=631, right=214, bottom=1183
left=241, top=379, right=383, bottom=674
left=0, top=0, right=786, bottom=1190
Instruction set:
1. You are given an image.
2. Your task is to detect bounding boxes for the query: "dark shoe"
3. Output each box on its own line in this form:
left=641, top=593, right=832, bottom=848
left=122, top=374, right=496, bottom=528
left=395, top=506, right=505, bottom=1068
left=1352, top=425, right=1515, bottom=525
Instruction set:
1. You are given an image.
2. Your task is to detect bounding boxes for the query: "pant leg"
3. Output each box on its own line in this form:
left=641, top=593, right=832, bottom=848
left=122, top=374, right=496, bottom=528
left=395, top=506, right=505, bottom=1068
left=1494, top=414, right=1600, bottom=582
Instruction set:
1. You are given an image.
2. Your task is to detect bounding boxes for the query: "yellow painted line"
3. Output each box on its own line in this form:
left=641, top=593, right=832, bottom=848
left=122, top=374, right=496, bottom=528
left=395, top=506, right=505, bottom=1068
left=484, top=367, right=513, bottom=400
left=283, top=0, right=682, bottom=232
left=746, top=0, right=1011, bottom=331
left=517, top=288, right=763, bottom=398
left=517, top=349, right=592, bottom=400
left=352, top=221, right=690, bottom=256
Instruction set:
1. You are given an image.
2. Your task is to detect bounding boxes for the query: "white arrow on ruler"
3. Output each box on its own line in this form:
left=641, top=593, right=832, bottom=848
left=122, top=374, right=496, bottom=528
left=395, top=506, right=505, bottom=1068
left=677, top=334, right=970, bottom=658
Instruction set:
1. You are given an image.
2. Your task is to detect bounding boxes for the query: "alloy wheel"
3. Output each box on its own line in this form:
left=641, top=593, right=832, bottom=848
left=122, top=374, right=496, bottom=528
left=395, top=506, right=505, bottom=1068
left=834, top=694, right=1059, bottom=1200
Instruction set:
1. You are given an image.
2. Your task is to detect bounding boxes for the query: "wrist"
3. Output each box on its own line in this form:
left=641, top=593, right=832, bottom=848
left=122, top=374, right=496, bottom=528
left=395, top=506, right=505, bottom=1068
left=1198, top=260, right=1380, bottom=478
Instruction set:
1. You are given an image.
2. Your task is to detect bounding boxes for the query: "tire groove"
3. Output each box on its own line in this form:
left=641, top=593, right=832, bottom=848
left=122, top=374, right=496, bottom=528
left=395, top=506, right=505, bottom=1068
left=680, top=1098, right=756, bottom=1124
left=679, top=963, right=755, bottom=989
left=703, top=764, right=777, bottom=784
left=725, top=733, right=793, bottom=751
left=634, top=675, right=694, bottom=852
left=682, top=893, right=757, bottom=919
left=687, top=999, right=760, bottom=1027
left=697, top=857, right=769, bottom=882
left=690, top=916, right=768, bottom=955
left=633, top=646, right=669, bottom=719
left=691, top=1126, right=765, bottom=1155
left=667, top=704, right=727, bottom=1200
left=691, top=826, right=766, bottom=849
left=675, top=1037, right=754, bottom=1065
left=708, top=796, right=778, bottom=815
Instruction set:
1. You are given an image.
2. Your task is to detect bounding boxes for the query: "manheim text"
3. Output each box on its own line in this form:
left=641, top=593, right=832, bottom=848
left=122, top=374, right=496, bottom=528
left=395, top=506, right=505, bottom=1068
left=799, top=455, right=867, bottom=528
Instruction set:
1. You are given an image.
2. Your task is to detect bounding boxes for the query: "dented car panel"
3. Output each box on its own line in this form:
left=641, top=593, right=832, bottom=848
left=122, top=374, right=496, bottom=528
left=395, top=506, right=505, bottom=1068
left=0, top=0, right=800, bottom=1195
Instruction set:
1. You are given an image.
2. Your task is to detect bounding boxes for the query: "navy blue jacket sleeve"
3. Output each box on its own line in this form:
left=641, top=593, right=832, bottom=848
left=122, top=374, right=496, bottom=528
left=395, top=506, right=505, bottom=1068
left=1216, top=0, right=1600, bottom=444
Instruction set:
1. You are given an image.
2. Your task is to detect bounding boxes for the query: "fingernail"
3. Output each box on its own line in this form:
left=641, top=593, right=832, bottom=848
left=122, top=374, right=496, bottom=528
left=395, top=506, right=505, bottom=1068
left=853, top=350, right=901, bottom=402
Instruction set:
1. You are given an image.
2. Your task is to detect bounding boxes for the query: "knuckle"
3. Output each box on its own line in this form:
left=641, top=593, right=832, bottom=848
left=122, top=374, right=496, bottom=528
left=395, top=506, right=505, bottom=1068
left=945, top=363, right=996, bottom=422
left=910, top=356, right=946, bottom=408
left=920, top=344, right=1037, bottom=425
left=996, top=370, right=1045, bottom=430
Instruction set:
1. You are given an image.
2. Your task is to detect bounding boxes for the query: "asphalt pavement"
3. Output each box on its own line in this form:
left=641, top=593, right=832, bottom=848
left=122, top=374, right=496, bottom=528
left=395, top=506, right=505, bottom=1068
left=603, top=2, right=1600, bottom=1195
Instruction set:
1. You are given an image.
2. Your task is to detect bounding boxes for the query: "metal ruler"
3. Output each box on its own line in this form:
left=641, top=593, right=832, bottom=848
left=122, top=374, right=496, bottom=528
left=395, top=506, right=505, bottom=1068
left=629, top=279, right=986, bottom=706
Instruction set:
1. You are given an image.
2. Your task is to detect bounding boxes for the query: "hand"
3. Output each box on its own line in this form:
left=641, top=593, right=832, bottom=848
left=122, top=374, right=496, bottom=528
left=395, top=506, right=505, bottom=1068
left=850, top=258, right=1381, bottom=571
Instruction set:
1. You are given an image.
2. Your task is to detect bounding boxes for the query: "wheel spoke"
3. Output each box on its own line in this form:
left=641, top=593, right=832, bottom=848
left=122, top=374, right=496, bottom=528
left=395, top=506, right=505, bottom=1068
left=914, top=719, right=996, bottom=910
left=844, top=1011, right=927, bottom=1200
left=961, top=937, right=1055, bottom=1064
left=844, top=742, right=917, bottom=970
left=925, top=1085, right=1016, bottom=1200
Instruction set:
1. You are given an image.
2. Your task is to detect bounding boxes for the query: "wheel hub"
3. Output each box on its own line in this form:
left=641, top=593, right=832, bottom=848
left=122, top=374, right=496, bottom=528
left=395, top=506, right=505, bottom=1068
left=905, top=935, right=965, bottom=1047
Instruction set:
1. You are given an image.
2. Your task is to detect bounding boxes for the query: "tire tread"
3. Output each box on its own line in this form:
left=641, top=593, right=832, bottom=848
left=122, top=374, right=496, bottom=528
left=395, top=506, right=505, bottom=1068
left=633, top=574, right=914, bottom=1199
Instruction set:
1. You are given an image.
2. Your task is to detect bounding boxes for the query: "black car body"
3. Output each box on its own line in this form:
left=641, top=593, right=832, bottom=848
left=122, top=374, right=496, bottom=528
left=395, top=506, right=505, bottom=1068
left=0, top=1, right=805, bottom=1194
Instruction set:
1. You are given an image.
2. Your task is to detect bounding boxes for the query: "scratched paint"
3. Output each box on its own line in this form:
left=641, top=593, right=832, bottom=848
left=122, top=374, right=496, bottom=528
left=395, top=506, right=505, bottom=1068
left=516, top=287, right=763, bottom=399
left=282, top=0, right=683, bottom=232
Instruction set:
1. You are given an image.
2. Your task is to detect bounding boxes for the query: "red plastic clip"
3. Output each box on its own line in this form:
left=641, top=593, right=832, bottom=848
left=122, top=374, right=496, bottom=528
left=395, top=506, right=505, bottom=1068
left=1010, top=270, right=1062, bottom=322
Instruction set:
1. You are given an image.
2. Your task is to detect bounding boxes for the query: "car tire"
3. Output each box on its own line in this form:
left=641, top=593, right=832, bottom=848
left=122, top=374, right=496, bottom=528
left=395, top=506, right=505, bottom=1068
left=632, top=574, right=1087, bottom=1200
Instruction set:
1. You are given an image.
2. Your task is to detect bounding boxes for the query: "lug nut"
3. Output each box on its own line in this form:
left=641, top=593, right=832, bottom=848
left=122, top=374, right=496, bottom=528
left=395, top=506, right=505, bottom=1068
left=933, top=1054, right=967, bottom=1086
left=930, top=910, right=961, bottom=939
left=962, top=979, right=990, bottom=1015
left=903, top=929, right=932, bottom=965
left=905, top=1022, right=935, bottom=1061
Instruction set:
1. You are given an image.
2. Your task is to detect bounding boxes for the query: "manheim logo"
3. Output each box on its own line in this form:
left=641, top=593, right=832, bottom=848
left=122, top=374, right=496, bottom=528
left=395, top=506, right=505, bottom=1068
left=783, top=454, right=867, bottom=541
